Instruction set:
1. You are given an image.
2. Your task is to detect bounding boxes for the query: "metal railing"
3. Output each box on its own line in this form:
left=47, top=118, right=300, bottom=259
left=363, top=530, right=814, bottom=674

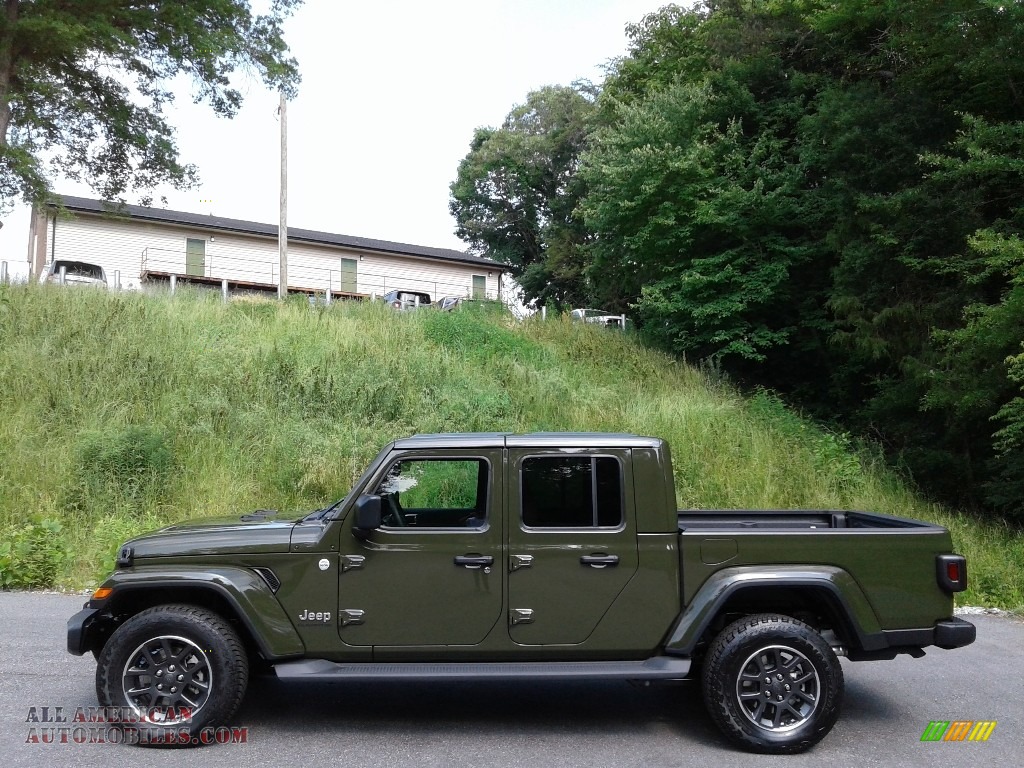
left=140, top=247, right=498, bottom=300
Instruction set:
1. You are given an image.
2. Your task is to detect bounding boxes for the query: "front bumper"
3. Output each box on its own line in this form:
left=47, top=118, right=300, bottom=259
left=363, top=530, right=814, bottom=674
left=67, top=605, right=101, bottom=655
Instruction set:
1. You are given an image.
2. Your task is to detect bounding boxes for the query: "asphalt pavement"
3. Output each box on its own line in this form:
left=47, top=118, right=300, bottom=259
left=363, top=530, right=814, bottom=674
left=0, top=592, right=1019, bottom=768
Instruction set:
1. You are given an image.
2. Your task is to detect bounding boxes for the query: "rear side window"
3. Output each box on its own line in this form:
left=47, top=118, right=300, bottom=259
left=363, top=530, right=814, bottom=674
left=521, top=456, right=622, bottom=528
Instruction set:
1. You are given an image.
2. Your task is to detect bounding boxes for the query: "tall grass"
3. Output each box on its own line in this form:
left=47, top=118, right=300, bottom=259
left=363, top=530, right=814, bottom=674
left=0, top=282, right=1020, bottom=609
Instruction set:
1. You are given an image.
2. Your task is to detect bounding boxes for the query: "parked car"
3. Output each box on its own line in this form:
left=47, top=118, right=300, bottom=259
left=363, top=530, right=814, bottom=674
left=381, top=289, right=432, bottom=310
left=571, top=307, right=629, bottom=329
left=41, top=259, right=108, bottom=288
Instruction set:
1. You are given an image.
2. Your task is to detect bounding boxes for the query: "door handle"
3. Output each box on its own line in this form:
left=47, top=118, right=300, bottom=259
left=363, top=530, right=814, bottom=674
left=454, top=555, right=494, bottom=569
left=580, top=554, right=619, bottom=568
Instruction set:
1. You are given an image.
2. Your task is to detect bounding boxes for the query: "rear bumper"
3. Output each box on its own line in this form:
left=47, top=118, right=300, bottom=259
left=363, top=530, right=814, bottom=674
left=67, top=605, right=101, bottom=655
left=879, top=617, right=977, bottom=651
left=933, top=617, right=977, bottom=649
left=848, top=617, right=976, bottom=660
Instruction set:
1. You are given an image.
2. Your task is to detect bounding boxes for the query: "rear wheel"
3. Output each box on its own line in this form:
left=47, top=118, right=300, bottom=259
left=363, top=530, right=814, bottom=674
left=96, top=604, right=249, bottom=745
left=701, top=613, right=843, bottom=754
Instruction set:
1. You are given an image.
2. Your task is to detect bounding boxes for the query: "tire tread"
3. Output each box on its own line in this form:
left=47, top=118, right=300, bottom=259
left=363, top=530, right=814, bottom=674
left=95, top=603, right=249, bottom=741
left=701, top=612, right=843, bottom=754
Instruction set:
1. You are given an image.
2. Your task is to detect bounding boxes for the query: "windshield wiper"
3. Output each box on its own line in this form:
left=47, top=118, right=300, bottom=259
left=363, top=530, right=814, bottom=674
left=303, top=497, right=346, bottom=521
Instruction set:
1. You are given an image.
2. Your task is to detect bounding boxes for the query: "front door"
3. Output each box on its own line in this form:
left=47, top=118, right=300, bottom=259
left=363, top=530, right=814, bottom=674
left=339, top=258, right=357, bottom=294
left=472, top=274, right=486, bottom=300
left=185, top=238, right=205, bottom=277
left=337, top=450, right=503, bottom=647
left=506, top=448, right=638, bottom=645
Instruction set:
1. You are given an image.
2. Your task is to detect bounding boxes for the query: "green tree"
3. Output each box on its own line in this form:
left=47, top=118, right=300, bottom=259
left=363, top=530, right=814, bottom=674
left=993, top=348, right=1024, bottom=510
left=583, top=1, right=836, bottom=384
left=914, top=118, right=1024, bottom=513
left=580, top=0, right=1024, bottom=514
left=0, top=0, right=301, bottom=209
left=449, top=83, right=597, bottom=308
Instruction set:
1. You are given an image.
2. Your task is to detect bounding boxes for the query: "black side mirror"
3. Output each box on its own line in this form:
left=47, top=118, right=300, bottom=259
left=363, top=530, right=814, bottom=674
left=352, top=494, right=382, bottom=538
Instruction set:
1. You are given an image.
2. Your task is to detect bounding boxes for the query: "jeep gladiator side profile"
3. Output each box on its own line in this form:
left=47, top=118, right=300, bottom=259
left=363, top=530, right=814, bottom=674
left=68, top=433, right=976, bottom=753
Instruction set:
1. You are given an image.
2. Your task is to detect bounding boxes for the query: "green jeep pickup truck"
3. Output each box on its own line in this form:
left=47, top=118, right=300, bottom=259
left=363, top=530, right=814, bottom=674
left=67, top=433, right=975, bottom=753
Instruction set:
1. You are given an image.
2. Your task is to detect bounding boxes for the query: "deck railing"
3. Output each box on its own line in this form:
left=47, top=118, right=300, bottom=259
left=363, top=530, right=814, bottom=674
left=141, top=247, right=498, bottom=300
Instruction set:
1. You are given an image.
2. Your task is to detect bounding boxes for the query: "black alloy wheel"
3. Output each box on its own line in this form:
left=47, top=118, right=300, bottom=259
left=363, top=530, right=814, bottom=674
left=701, top=613, right=844, bottom=754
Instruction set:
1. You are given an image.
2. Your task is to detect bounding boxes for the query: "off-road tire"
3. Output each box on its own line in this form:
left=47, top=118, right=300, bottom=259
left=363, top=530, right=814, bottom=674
left=96, top=604, right=249, bottom=745
left=701, top=613, right=843, bottom=754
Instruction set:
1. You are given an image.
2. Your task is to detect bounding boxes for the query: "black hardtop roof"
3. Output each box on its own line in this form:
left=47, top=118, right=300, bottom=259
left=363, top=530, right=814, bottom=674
left=391, top=433, right=664, bottom=450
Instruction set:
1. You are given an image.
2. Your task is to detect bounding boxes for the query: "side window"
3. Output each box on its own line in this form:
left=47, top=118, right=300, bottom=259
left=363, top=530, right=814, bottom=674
left=375, top=459, right=487, bottom=529
left=521, top=456, right=623, bottom=528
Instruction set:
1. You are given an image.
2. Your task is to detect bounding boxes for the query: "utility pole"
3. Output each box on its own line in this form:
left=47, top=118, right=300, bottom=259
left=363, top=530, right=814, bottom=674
left=278, top=90, right=288, bottom=300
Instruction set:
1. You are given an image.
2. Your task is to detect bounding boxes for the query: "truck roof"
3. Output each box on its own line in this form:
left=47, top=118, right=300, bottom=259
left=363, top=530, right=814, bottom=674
left=393, top=433, right=665, bottom=450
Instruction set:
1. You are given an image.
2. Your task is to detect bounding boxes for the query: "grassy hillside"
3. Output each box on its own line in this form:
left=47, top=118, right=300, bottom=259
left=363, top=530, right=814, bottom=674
left=0, top=283, right=1020, bottom=610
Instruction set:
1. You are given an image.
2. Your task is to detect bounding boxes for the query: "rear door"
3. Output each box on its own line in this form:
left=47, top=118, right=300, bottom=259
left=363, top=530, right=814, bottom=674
left=506, top=447, right=638, bottom=645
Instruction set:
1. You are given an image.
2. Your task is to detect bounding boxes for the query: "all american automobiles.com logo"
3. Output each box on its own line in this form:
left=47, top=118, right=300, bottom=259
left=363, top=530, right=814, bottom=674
left=24, top=707, right=249, bottom=746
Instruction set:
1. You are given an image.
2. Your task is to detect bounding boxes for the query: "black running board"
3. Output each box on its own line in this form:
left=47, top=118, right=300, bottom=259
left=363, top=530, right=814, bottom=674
left=273, top=656, right=691, bottom=682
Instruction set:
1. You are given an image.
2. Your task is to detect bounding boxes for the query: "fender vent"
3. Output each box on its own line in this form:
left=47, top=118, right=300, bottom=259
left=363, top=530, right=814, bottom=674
left=253, top=567, right=282, bottom=593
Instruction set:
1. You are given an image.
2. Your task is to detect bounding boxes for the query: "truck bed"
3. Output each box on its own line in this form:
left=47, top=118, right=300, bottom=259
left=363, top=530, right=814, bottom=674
left=675, top=508, right=955, bottom=635
left=677, top=509, right=939, bottom=531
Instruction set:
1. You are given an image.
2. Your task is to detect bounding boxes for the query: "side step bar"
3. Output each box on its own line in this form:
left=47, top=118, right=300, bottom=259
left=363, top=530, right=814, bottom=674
left=274, top=656, right=691, bottom=682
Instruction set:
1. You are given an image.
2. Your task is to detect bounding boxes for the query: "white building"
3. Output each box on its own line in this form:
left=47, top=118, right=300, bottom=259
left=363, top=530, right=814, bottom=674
left=27, top=195, right=506, bottom=301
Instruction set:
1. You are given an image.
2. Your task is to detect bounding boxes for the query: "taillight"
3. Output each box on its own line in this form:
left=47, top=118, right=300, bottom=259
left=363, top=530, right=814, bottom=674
left=936, top=554, right=968, bottom=593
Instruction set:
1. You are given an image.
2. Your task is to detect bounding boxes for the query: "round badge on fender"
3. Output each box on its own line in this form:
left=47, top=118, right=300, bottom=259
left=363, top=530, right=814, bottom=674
left=318, top=558, right=330, bottom=571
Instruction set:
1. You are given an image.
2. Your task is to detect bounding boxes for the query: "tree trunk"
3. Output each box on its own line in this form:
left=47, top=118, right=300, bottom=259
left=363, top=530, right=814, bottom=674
left=0, top=0, right=21, bottom=149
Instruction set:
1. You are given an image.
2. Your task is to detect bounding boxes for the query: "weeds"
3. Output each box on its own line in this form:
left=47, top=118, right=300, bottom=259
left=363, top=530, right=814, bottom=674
left=0, top=517, right=66, bottom=589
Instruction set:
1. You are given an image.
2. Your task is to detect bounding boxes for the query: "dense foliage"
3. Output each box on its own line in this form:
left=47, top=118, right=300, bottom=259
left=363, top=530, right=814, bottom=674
left=450, top=0, right=1024, bottom=519
left=0, top=0, right=302, bottom=210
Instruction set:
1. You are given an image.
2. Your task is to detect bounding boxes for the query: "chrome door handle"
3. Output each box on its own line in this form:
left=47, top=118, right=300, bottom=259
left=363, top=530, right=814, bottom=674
left=580, top=554, right=619, bottom=568
left=454, top=555, right=494, bottom=569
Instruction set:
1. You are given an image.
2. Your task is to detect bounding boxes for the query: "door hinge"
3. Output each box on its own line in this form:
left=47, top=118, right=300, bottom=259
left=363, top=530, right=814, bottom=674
left=339, top=609, right=365, bottom=627
left=341, top=555, right=366, bottom=573
left=510, top=608, right=534, bottom=626
left=510, top=554, right=534, bottom=572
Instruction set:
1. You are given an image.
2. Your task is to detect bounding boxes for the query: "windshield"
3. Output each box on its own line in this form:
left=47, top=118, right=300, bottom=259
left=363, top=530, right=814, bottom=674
left=51, top=260, right=105, bottom=281
left=301, top=444, right=394, bottom=521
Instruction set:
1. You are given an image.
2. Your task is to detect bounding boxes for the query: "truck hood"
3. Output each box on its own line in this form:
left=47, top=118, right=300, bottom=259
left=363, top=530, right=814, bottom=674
left=125, top=511, right=304, bottom=559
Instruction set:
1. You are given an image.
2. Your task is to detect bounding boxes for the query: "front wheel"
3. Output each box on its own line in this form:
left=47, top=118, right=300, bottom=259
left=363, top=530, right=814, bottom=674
left=95, top=604, right=249, bottom=744
left=701, top=613, right=844, bottom=754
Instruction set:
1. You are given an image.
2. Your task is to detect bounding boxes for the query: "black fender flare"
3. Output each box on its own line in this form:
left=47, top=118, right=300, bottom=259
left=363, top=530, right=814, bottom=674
left=72, top=565, right=305, bottom=659
left=663, top=565, right=884, bottom=655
